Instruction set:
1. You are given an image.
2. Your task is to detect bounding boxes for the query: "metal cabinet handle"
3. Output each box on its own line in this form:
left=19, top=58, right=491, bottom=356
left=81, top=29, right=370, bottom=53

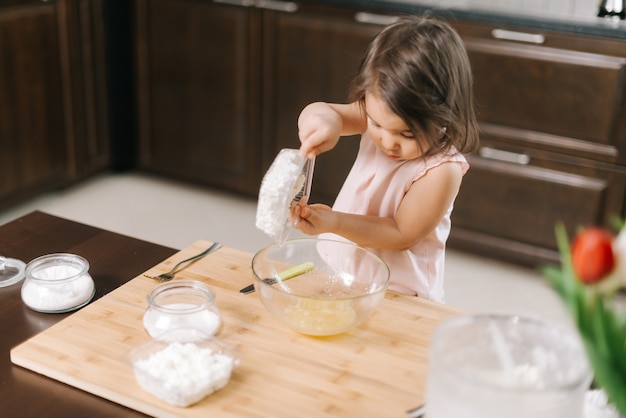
left=213, top=0, right=255, bottom=6
left=354, top=12, right=399, bottom=26
left=479, top=146, right=530, bottom=165
left=491, top=29, right=545, bottom=44
left=255, top=0, right=298, bottom=12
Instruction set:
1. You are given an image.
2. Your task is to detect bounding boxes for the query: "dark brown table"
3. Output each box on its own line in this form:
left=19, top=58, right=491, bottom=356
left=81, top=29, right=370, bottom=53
left=0, top=211, right=177, bottom=417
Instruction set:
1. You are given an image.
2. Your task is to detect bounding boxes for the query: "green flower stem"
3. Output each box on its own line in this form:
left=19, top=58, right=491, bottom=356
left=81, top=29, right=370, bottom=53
left=544, top=223, right=626, bottom=416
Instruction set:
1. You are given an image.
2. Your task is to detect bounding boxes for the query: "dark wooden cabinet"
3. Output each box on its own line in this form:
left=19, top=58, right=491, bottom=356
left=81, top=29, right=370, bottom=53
left=135, top=0, right=391, bottom=202
left=135, top=0, right=262, bottom=195
left=67, top=0, right=110, bottom=178
left=0, top=0, right=68, bottom=206
left=448, top=21, right=626, bottom=265
left=0, top=0, right=109, bottom=211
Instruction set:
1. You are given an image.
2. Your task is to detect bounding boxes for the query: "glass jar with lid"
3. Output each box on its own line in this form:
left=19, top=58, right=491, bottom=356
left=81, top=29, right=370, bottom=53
left=22, top=253, right=96, bottom=313
left=143, top=280, right=222, bottom=338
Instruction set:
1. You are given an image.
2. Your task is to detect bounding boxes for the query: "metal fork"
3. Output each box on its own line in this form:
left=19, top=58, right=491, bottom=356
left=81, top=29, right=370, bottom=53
left=406, top=405, right=426, bottom=418
left=147, top=242, right=222, bottom=282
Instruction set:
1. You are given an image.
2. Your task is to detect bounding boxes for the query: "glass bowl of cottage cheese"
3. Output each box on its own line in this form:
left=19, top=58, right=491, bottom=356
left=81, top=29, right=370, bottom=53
left=21, top=253, right=95, bottom=313
left=129, top=328, right=240, bottom=407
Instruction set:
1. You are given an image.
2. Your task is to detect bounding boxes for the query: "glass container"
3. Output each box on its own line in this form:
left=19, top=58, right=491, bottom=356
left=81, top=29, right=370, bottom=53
left=251, top=238, right=389, bottom=336
left=425, top=314, right=592, bottom=418
left=129, top=328, right=239, bottom=407
left=22, top=253, right=95, bottom=313
left=143, top=280, right=222, bottom=338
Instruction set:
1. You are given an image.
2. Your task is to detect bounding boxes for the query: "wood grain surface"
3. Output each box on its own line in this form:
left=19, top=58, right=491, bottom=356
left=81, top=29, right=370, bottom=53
left=10, top=240, right=461, bottom=418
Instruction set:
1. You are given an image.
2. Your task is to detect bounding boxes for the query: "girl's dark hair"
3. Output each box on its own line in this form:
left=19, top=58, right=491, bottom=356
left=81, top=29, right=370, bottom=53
left=349, top=15, right=479, bottom=156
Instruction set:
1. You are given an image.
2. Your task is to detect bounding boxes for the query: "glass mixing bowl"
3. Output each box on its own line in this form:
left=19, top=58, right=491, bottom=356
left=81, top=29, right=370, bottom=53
left=251, top=238, right=389, bottom=336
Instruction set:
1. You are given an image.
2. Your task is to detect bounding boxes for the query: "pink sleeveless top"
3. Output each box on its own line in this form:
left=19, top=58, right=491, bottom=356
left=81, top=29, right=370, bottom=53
left=324, top=133, right=469, bottom=303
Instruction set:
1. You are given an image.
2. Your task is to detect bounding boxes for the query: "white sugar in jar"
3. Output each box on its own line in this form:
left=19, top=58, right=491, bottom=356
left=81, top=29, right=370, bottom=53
left=143, top=280, right=222, bottom=338
left=22, top=253, right=95, bottom=313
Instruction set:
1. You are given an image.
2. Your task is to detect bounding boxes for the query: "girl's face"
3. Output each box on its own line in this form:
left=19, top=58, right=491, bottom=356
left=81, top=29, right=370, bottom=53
left=364, top=92, right=424, bottom=161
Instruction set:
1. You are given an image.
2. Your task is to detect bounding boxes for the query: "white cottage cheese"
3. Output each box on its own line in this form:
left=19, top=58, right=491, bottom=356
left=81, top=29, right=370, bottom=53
left=256, top=149, right=307, bottom=244
left=132, top=341, right=236, bottom=407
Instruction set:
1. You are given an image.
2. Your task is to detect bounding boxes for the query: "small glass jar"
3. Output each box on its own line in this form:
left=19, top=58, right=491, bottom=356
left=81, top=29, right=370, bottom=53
left=143, top=280, right=222, bottom=338
left=22, top=253, right=95, bottom=313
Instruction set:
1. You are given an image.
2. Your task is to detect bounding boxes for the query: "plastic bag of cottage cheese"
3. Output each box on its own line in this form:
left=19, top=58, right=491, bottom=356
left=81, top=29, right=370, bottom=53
left=256, top=149, right=314, bottom=246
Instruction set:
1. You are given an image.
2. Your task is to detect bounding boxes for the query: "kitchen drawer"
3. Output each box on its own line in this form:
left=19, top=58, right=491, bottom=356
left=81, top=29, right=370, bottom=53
left=449, top=20, right=626, bottom=166
left=450, top=140, right=626, bottom=265
left=464, top=37, right=626, bottom=164
left=452, top=21, right=626, bottom=57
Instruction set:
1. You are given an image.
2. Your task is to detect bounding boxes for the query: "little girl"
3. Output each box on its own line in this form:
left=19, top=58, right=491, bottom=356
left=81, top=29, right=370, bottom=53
left=292, top=16, right=479, bottom=302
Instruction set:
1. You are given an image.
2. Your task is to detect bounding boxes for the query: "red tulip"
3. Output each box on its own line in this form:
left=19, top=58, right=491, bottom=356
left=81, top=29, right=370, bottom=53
left=571, top=228, right=616, bottom=284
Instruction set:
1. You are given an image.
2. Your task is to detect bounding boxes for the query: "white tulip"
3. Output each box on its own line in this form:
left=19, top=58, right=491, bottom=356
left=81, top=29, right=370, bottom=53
left=599, top=227, right=626, bottom=294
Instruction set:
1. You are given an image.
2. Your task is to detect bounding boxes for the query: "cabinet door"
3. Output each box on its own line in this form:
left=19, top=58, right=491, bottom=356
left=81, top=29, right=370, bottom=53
left=0, top=0, right=72, bottom=208
left=66, top=0, right=110, bottom=178
left=261, top=4, right=386, bottom=205
left=136, top=0, right=261, bottom=195
left=450, top=140, right=626, bottom=265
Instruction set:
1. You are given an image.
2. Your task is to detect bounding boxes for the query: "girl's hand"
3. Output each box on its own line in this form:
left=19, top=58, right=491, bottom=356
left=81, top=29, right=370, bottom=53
left=298, top=102, right=365, bottom=158
left=298, top=103, right=342, bottom=158
left=291, top=200, right=333, bottom=235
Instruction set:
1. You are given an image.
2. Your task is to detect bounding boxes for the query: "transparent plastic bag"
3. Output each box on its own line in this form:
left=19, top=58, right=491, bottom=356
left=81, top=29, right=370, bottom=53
left=255, top=149, right=315, bottom=246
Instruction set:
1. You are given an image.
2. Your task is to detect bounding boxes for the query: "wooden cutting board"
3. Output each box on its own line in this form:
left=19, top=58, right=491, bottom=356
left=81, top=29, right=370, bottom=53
left=10, top=240, right=461, bottom=418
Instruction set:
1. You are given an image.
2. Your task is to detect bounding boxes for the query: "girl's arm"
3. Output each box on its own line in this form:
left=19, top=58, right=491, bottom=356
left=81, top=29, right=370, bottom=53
left=294, top=162, right=463, bottom=250
left=298, top=102, right=366, bottom=158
